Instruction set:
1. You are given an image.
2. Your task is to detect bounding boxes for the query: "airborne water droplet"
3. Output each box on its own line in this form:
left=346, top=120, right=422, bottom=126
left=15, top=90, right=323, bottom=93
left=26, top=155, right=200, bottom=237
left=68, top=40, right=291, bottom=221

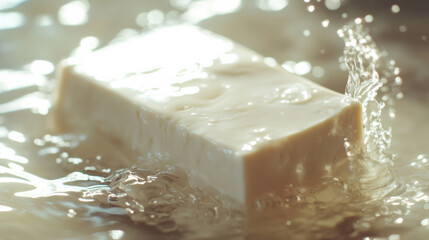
left=321, top=19, right=330, bottom=27
left=391, top=4, right=400, bottom=14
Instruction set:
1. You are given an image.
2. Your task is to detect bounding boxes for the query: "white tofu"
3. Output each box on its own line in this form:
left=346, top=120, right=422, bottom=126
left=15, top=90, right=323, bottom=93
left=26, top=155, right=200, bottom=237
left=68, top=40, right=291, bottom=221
left=54, top=25, right=362, bottom=207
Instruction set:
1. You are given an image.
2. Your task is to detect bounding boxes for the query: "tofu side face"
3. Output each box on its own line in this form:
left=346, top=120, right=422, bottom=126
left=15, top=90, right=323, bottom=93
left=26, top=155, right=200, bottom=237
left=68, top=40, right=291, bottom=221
left=54, top=25, right=363, bottom=207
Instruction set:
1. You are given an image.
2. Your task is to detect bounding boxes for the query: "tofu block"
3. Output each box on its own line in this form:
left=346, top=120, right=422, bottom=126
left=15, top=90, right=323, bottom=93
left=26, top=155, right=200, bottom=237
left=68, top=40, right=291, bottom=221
left=54, top=25, right=362, bottom=207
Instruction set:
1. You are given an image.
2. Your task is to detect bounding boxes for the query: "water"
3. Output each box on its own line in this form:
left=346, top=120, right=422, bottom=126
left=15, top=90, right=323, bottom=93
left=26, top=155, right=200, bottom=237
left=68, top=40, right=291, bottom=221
left=1, top=0, right=429, bottom=239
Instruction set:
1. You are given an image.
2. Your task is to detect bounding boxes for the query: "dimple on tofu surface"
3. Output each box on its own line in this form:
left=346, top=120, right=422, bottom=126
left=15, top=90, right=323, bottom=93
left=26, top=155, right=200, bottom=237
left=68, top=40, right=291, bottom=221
left=54, top=25, right=362, bottom=206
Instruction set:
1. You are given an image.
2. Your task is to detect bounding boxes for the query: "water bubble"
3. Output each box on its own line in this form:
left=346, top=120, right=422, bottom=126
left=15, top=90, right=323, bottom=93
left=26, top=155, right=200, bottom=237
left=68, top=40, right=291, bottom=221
left=58, top=0, right=89, bottom=26
left=364, top=15, right=374, bottom=23
left=303, top=29, right=311, bottom=37
left=281, top=60, right=296, bottom=73
left=264, top=57, right=277, bottom=67
left=35, top=14, right=54, bottom=27
left=393, top=217, right=403, bottom=224
left=391, top=4, right=400, bottom=14
left=27, top=60, right=55, bottom=75
left=399, top=25, right=407, bottom=33
left=136, top=12, right=148, bottom=27
left=312, top=66, right=325, bottom=78
left=294, top=61, right=312, bottom=75
left=394, top=67, right=400, bottom=75
left=341, top=13, right=348, bottom=19
left=421, top=218, right=429, bottom=226
left=8, top=131, right=25, bottom=143
left=80, top=36, right=99, bottom=50
left=170, top=0, right=192, bottom=9
left=147, top=9, right=164, bottom=25
left=256, top=0, right=289, bottom=11
left=394, top=77, right=402, bottom=85
left=388, top=234, right=400, bottom=240
left=321, top=19, right=330, bottom=28
left=0, top=12, right=25, bottom=30
left=165, top=10, right=180, bottom=23
left=422, top=35, right=427, bottom=41
left=307, top=5, right=315, bottom=12
left=339, top=62, right=348, bottom=71
left=325, top=0, right=341, bottom=10
left=33, top=138, right=45, bottom=146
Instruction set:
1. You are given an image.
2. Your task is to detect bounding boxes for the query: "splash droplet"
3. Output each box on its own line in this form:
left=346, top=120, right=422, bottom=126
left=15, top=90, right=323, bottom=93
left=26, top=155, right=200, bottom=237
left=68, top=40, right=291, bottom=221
left=393, top=217, right=403, bottom=224
left=256, top=0, right=289, bottom=11
left=303, top=29, right=311, bottom=37
left=312, top=66, right=325, bottom=78
left=325, top=0, right=341, bottom=10
left=421, top=218, right=429, bottom=226
left=321, top=19, right=330, bottom=28
left=307, top=5, right=315, bottom=12
left=147, top=9, right=165, bottom=25
left=294, top=61, right=312, bottom=75
left=58, top=0, right=90, bottom=26
left=364, top=15, right=374, bottom=23
left=0, top=12, right=25, bottom=30
left=391, top=4, right=400, bottom=14
left=27, top=60, right=55, bottom=75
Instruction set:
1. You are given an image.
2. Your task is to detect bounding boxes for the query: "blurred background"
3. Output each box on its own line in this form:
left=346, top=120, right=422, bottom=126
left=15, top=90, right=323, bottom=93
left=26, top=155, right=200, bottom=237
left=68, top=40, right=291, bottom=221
left=1, top=0, right=428, bottom=94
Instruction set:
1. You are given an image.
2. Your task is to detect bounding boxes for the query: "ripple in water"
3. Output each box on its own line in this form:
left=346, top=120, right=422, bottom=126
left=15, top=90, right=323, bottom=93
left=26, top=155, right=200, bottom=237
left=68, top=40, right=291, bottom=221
left=83, top=166, right=244, bottom=238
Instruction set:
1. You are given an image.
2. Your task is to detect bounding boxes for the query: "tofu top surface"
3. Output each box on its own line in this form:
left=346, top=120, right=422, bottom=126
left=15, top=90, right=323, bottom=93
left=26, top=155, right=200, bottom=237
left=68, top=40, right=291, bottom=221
left=67, top=25, right=356, bottom=156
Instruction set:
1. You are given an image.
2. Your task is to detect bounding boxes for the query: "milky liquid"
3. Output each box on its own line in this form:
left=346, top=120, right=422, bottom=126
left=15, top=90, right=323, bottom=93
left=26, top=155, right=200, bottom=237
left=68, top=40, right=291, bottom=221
left=1, top=1, right=429, bottom=239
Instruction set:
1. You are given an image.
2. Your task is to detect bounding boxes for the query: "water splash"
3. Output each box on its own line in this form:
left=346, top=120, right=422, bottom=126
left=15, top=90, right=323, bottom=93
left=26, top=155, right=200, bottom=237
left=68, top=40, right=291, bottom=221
left=81, top=166, right=244, bottom=238
left=338, top=19, right=402, bottom=165
left=0, top=130, right=244, bottom=238
left=247, top=21, right=405, bottom=237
